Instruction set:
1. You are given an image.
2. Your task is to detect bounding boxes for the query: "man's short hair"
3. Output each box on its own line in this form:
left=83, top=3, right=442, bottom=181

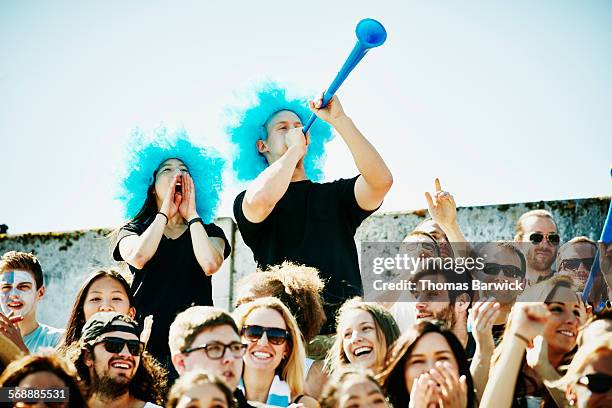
left=168, top=306, right=238, bottom=356
left=556, top=236, right=597, bottom=266
left=410, top=267, right=472, bottom=303
left=515, top=209, right=556, bottom=239
left=0, top=251, right=44, bottom=289
left=479, top=242, right=527, bottom=278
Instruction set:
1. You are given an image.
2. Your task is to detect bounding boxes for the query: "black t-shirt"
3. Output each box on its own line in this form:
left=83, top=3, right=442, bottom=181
left=113, top=221, right=231, bottom=367
left=233, top=176, right=376, bottom=333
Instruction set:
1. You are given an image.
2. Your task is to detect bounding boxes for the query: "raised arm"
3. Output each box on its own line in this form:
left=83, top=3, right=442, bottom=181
left=480, top=303, right=550, bottom=408
left=242, top=128, right=307, bottom=223
left=309, top=95, right=393, bottom=211
left=119, top=173, right=181, bottom=269
left=180, top=173, right=225, bottom=275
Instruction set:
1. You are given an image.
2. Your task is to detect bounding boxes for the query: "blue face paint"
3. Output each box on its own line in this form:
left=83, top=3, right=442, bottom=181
left=0, top=270, right=37, bottom=317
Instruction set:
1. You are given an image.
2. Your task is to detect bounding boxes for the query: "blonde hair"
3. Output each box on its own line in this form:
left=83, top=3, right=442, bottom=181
left=515, top=209, right=556, bottom=240
left=324, top=298, right=400, bottom=375
left=491, top=275, right=584, bottom=372
left=233, top=297, right=306, bottom=397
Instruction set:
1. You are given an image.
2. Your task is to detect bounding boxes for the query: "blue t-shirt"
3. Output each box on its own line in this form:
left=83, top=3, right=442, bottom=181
left=23, top=323, right=64, bottom=353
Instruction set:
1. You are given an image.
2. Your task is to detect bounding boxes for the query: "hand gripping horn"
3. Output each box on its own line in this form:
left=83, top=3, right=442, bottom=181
left=303, top=18, right=387, bottom=133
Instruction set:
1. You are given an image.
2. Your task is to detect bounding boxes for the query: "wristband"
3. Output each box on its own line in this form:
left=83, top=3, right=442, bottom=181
left=513, top=332, right=531, bottom=345
left=156, top=212, right=169, bottom=224
left=188, top=217, right=203, bottom=228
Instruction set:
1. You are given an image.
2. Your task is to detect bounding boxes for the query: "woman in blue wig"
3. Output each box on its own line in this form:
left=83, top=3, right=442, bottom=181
left=112, top=127, right=231, bottom=372
left=228, top=82, right=393, bottom=335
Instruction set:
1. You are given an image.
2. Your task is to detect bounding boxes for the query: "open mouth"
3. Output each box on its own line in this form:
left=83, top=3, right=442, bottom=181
left=7, top=302, right=23, bottom=309
left=110, top=361, right=133, bottom=370
left=223, top=370, right=235, bottom=380
left=353, top=346, right=373, bottom=358
left=416, top=313, right=433, bottom=320
left=175, top=183, right=182, bottom=193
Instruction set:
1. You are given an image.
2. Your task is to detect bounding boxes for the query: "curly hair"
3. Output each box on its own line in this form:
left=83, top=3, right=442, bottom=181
left=167, top=369, right=237, bottom=408
left=68, top=341, right=168, bottom=405
left=225, top=81, right=334, bottom=182
left=235, top=261, right=326, bottom=341
left=115, top=126, right=225, bottom=224
left=0, top=349, right=88, bottom=408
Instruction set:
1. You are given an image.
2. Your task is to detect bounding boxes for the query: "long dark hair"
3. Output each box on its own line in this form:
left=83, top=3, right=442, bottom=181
left=58, top=270, right=135, bottom=351
left=109, top=179, right=159, bottom=249
left=378, top=321, right=476, bottom=408
left=0, top=350, right=89, bottom=408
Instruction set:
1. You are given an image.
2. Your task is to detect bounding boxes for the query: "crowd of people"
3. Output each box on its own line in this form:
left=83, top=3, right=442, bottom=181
left=1, top=82, right=610, bottom=408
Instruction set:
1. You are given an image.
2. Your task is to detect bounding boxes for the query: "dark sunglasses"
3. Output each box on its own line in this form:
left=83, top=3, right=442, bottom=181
left=529, top=232, right=560, bottom=246
left=242, top=325, right=290, bottom=346
left=183, top=342, right=247, bottom=360
left=560, top=258, right=594, bottom=272
left=482, top=263, right=524, bottom=279
left=577, top=373, right=612, bottom=393
left=95, top=337, right=144, bottom=356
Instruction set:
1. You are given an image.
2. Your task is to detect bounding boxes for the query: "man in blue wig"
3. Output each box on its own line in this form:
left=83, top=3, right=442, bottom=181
left=229, top=83, right=393, bottom=333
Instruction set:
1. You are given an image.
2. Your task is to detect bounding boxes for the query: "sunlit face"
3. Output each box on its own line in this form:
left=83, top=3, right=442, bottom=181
left=557, top=242, right=596, bottom=290
left=175, top=382, right=229, bottom=408
left=569, top=349, right=612, bottom=408
left=87, top=330, right=141, bottom=387
left=177, top=325, right=243, bottom=390
left=340, top=309, right=382, bottom=370
left=519, top=216, right=558, bottom=271
left=544, top=287, right=586, bottom=357
left=154, top=158, right=190, bottom=207
left=242, top=308, right=289, bottom=374
left=411, top=274, right=455, bottom=326
left=83, top=277, right=135, bottom=321
left=336, top=374, right=388, bottom=408
left=259, top=110, right=304, bottom=164
left=17, top=371, right=68, bottom=408
left=413, top=220, right=451, bottom=257
left=475, top=245, right=525, bottom=302
left=0, top=270, right=41, bottom=318
left=404, top=332, right=459, bottom=393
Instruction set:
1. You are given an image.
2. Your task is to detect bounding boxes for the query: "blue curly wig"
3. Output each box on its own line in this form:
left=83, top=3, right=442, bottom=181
left=226, top=81, right=334, bottom=182
left=116, top=127, right=225, bottom=224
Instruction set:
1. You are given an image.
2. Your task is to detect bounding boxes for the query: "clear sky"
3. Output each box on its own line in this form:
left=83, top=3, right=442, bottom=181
left=1, top=0, right=611, bottom=234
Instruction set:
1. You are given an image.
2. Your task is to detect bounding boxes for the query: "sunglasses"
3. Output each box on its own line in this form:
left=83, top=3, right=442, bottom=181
left=482, top=263, right=524, bottom=279
left=95, top=337, right=144, bottom=356
left=577, top=373, right=612, bottom=393
left=529, top=232, right=560, bottom=246
left=560, top=258, right=594, bottom=272
left=183, top=342, right=247, bottom=360
left=242, top=325, right=290, bottom=346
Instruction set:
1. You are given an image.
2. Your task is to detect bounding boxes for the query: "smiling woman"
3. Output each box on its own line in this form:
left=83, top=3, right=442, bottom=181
left=324, top=298, right=400, bottom=377
left=232, top=297, right=318, bottom=408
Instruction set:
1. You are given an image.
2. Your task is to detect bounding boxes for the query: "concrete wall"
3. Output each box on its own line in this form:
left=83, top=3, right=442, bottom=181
left=1, top=197, right=609, bottom=329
